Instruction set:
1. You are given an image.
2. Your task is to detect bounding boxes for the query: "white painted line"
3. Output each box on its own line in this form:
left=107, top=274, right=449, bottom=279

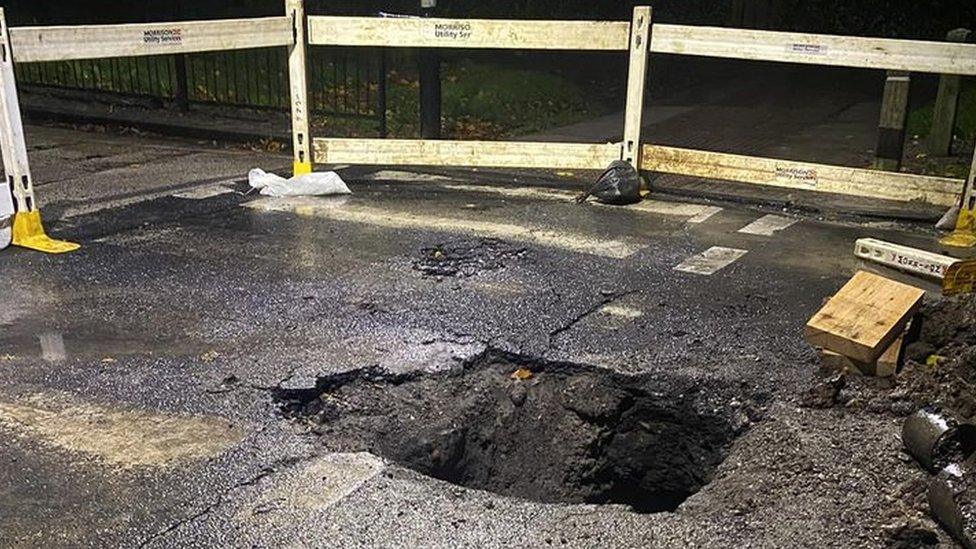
left=38, top=333, right=66, bottom=362
left=173, top=182, right=235, bottom=199
left=365, top=170, right=452, bottom=182
left=245, top=197, right=642, bottom=258
left=600, top=304, right=643, bottom=319
left=442, top=183, right=719, bottom=218
left=737, top=214, right=797, bottom=236
left=0, top=391, right=245, bottom=468
left=674, top=246, right=748, bottom=275
left=685, top=205, right=724, bottom=224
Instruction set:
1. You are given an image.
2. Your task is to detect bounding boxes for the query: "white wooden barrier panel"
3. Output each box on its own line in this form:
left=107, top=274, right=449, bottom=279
left=9, top=16, right=294, bottom=62
left=650, top=25, right=976, bottom=76
left=315, top=138, right=622, bottom=170
left=308, top=16, right=631, bottom=51
left=308, top=11, right=650, bottom=174
left=0, top=8, right=299, bottom=254
left=640, top=145, right=963, bottom=207
left=304, top=10, right=976, bottom=211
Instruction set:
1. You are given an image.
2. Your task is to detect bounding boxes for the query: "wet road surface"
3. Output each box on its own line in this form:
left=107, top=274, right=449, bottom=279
left=0, top=125, right=954, bottom=547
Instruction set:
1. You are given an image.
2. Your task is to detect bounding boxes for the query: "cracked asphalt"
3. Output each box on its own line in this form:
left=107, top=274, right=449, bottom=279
left=0, top=125, right=960, bottom=547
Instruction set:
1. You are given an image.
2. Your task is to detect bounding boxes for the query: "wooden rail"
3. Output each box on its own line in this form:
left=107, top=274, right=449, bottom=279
left=640, top=145, right=963, bottom=207
left=307, top=16, right=631, bottom=51
left=307, top=15, right=976, bottom=75
left=314, top=138, right=622, bottom=170
left=9, top=16, right=294, bottom=62
left=650, top=25, right=976, bottom=76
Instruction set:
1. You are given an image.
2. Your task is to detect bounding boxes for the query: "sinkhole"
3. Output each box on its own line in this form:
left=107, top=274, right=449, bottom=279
left=276, top=351, right=760, bottom=513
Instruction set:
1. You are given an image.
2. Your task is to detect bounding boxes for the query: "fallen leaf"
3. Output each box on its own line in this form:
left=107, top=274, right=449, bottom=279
left=511, top=368, right=533, bottom=381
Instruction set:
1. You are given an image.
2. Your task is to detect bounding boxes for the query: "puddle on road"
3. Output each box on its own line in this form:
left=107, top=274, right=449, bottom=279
left=0, top=325, right=213, bottom=363
left=413, top=238, right=528, bottom=279
left=277, top=351, right=762, bottom=513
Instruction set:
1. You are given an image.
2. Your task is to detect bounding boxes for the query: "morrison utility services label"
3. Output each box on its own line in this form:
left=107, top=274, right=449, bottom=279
left=774, top=165, right=818, bottom=188
left=143, top=28, right=183, bottom=45
left=787, top=43, right=827, bottom=55
left=427, top=21, right=473, bottom=41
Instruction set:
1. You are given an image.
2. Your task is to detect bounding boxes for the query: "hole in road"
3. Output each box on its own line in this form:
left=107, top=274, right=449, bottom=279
left=276, top=351, right=761, bottom=513
left=413, top=237, right=528, bottom=279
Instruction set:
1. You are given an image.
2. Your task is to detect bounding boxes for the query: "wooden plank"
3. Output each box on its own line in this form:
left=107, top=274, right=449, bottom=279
left=805, top=271, right=924, bottom=363
left=313, top=138, right=622, bottom=170
left=640, top=144, right=963, bottom=207
left=651, top=24, right=976, bottom=76
left=822, top=331, right=903, bottom=377
left=285, top=0, right=312, bottom=175
left=9, top=16, right=293, bottom=62
left=307, top=16, right=630, bottom=51
left=621, top=7, right=651, bottom=166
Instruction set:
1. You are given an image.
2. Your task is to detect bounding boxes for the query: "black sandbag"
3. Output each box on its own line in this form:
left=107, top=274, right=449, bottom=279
left=575, top=160, right=643, bottom=205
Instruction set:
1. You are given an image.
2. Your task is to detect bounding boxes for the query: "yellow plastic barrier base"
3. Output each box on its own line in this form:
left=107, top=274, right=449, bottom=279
left=940, top=208, right=976, bottom=248
left=12, top=211, right=80, bottom=254
left=293, top=160, right=313, bottom=176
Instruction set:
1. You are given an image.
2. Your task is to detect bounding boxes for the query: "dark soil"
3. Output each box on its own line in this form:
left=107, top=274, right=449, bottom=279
left=800, top=295, right=976, bottom=547
left=276, top=350, right=765, bottom=513
left=803, top=295, right=976, bottom=419
left=413, top=238, right=528, bottom=279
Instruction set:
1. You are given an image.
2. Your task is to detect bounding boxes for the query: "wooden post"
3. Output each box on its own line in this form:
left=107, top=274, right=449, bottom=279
left=173, top=54, right=189, bottom=112
left=286, top=0, right=312, bottom=175
left=622, top=6, right=651, bottom=168
left=874, top=70, right=910, bottom=172
left=927, top=28, right=972, bottom=157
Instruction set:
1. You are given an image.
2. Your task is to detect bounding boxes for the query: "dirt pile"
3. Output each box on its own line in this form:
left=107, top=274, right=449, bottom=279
left=804, top=295, right=976, bottom=417
left=413, top=238, right=528, bottom=278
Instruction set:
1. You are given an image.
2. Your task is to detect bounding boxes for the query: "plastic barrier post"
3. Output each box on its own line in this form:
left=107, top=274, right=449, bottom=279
left=287, top=0, right=312, bottom=176
left=622, top=6, right=651, bottom=167
left=941, top=139, right=976, bottom=248
left=0, top=8, right=78, bottom=254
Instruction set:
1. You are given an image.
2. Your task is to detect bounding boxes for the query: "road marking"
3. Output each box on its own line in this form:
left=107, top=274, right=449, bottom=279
left=600, top=304, right=643, bottom=318
left=737, top=214, right=797, bottom=236
left=674, top=246, right=748, bottom=275
left=242, top=453, right=383, bottom=521
left=441, top=183, right=719, bottom=218
left=246, top=197, right=642, bottom=258
left=0, top=392, right=245, bottom=469
left=38, top=333, right=66, bottom=362
left=686, top=206, right=724, bottom=224
left=173, top=182, right=236, bottom=199
left=365, top=170, right=452, bottom=182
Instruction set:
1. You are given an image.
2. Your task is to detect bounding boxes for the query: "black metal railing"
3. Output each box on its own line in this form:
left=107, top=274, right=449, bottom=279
left=14, top=47, right=387, bottom=134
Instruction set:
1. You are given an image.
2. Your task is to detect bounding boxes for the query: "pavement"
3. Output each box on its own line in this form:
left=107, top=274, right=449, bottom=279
left=0, top=122, right=964, bottom=547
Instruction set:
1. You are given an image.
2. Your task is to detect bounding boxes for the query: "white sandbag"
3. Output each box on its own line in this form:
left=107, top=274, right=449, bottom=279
left=248, top=168, right=352, bottom=197
left=0, top=216, right=10, bottom=250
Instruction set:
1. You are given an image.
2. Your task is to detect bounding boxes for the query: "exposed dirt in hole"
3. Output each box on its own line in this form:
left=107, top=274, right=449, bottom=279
left=277, top=350, right=764, bottom=513
left=413, top=238, right=528, bottom=278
